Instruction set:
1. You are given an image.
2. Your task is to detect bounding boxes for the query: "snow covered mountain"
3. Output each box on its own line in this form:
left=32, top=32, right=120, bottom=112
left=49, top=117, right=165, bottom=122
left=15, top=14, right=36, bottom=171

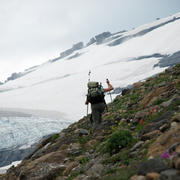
left=0, top=12, right=180, bottom=167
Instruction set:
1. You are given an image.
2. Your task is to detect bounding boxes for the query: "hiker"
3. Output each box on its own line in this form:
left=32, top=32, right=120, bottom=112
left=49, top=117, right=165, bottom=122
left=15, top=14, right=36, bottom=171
left=85, top=79, right=114, bottom=126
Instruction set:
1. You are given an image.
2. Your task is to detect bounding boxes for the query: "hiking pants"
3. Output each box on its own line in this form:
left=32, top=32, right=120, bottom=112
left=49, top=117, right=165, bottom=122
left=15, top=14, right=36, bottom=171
left=91, top=102, right=106, bottom=126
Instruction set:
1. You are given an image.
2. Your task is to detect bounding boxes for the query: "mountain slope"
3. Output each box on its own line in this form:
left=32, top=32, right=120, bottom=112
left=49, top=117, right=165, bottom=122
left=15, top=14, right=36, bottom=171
left=0, top=12, right=180, bottom=168
left=1, top=62, right=180, bottom=180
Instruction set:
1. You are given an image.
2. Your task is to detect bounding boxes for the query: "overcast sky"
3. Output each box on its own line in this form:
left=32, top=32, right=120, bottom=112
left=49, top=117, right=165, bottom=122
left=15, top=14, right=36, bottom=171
left=0, top=0, right=179, bottom=81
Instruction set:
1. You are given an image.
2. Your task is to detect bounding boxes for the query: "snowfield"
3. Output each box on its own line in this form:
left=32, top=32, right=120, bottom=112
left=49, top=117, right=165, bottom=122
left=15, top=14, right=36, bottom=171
left=0, top=12, right=180, bottom=154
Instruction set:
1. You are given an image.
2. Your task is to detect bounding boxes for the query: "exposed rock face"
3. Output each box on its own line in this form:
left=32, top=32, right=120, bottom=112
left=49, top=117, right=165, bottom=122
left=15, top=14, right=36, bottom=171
left=60, top=42, right=84, bottom=59
left=86, top=37, right=96, bottom=46
left=109, top=16, right=180, bottom=46
left=0, top=145, right=36, bottom=167
left=60, top=48, right=74, bottom=59
left=72, top=42, right=84, bottom=51
left=95, top=31, right=111, bottom=44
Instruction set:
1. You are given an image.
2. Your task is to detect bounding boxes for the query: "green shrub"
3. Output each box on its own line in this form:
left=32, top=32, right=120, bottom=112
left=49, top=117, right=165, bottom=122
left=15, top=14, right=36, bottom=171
left=79, top=157, right=89, bottom=165
left=51, top=134, right=59, bottom=141
left=77, top=135, right=91, bottom=145
left=106, top=130, right=134, bottom=155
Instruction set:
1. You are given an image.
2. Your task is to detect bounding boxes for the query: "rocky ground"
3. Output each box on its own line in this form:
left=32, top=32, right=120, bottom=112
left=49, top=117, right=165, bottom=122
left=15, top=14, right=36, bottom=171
left=0, top=63, right=180, bottom=180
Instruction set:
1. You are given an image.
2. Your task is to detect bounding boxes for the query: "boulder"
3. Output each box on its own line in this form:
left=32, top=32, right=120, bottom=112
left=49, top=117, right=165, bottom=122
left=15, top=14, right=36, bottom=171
left=148, top=124, right=180, bottom=157
left=86, top=163, right=104, bottom=178
left=130, top=175, right=146, bottom=180
left=146, top=172, right=160, bottom=180
left=141, top=130, right=160, bottom=141
left=75, top=129, right=89, bottom=136
left=171, top=113, right=180, bottom=123
left=160, top=169, right=180, bottom=180
left=172, top=156, right=180, bottom=170
left=162, top=95, right=180, bottom=108
left=137, top=158, right=168, bottom=175
left=63, top=161, right=79, bottom=176
left=130, top=141, right=144, bottom=152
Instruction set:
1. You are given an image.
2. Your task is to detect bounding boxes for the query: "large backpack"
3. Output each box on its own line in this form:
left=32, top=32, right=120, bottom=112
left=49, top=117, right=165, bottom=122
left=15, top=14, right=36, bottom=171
left=87, top=81, right=105, bottom=104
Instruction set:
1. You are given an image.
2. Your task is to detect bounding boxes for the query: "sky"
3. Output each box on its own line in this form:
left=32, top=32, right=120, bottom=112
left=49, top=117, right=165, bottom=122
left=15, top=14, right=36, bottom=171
left=0, top=0, right=180, bottom=82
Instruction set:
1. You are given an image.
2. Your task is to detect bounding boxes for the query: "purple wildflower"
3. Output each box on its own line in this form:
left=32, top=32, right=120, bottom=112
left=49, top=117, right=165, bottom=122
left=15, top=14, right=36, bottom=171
left=160, top=151, right=171, bottom=159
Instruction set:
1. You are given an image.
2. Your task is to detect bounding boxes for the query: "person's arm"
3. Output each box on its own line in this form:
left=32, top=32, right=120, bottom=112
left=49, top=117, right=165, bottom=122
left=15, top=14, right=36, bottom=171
left=104, top=79, right=114, bottom=92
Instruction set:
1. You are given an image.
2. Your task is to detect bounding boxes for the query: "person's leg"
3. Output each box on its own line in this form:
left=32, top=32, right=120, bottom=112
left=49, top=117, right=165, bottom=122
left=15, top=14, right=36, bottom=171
left=97, top=103, right=106, bottom=123
left=91, top=104, right=100, bottom=126
left=91, top=103, right=105, bottom=126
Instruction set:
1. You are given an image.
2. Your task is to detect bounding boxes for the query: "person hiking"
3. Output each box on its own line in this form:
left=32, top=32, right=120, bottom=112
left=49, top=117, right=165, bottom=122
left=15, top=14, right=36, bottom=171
left=85, top=79, right=114, bottom=127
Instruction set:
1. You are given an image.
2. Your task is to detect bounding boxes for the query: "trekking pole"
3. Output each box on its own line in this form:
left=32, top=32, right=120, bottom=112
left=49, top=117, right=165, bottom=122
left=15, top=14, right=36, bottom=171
left=87, top=70, right=91, bottom=116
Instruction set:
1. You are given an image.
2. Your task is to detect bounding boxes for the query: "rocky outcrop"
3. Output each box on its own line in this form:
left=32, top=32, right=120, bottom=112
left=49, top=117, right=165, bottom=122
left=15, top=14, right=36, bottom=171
left=86, top=37, right=96, bottom=46
left=60, top=42, right=84, bottom=59
left=109, top=16, right=180, bottom=46
left=95, top=31, right=111, bottom=44
left=86, top=31, right=112, bottom=46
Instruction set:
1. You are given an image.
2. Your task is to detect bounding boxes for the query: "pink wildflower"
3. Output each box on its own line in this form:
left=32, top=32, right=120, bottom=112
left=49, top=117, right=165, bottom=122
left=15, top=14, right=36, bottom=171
left=160, top=151, right=171, bottom=159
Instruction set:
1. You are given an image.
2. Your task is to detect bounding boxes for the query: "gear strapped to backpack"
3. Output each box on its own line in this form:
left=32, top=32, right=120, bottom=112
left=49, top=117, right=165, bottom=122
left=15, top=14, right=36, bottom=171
left=87, top=81, right=105, bottom=104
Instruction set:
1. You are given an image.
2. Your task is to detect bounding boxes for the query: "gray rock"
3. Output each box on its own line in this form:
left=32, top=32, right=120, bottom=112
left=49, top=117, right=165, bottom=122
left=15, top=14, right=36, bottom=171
left=60, top=48, right=74, bottom=58
left=160, top=169, right=180, bottom=180
left=72, top=42, right=84, bottom=51
left=86, top=163, right=104, bottom=178
left=168, top=143, right=180, bottom=153
left=131, top=141, right=144, bottom=152
left=129, top=150, right=139, bottom=157
left=75, top=175, right=89, bottom=180
left=159, top=82, right=167, bottom=87
left=95, top=31, right=111, bottom=44
left=162, top=95, right=180, bottom=108
left=159, top=123, right=170, bottom=132
left=75, top=129, right=89, bottom=136
left=86, top=37, right=96, bottom=46
left=137, top=158, right=169, bottom=175
left=156, top=51, right=180, bottom=68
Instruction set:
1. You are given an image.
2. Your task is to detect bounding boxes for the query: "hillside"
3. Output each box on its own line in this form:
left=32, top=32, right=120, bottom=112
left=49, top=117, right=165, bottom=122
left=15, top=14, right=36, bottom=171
left=1, top=62, right=179, bottom=180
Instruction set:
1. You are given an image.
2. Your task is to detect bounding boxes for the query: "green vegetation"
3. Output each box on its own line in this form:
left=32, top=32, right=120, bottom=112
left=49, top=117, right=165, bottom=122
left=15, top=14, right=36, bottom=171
left=105, top=130, right=134, bottom=155
left=103, top=167, right=136, bottom=180
left=79, top=156, right=90, bottom=165
left=152, top=97, right=165, bottom=105
left=51, top=133, right=59, bottom=141
left=77, top=135, right=91, bottom=145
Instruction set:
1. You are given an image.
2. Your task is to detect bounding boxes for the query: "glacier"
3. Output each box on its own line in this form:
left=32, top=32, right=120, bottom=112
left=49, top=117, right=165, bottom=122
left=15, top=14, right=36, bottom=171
left=0, top=112, right=70, bottom=150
